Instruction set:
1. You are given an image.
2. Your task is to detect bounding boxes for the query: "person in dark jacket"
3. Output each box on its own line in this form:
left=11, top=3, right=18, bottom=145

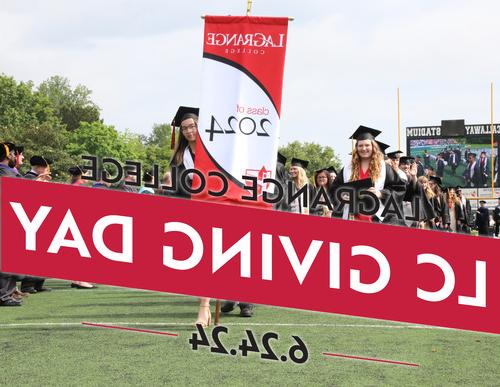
left=493, top=197, right=500, bottom=237
left=170, top=106, right=199, bottom=199
left=475, top=200, right=490, bottom=236
left=436, top=153, right=445, bottom=178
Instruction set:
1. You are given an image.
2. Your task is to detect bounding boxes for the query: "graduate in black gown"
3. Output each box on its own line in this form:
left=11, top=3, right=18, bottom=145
left=169, top=106, right=199, bottom=199
left=330, top=126, right=405, bottom=223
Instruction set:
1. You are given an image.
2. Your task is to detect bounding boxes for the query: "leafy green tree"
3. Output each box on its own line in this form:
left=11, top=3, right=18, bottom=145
left=37, top=75, right=100, bottom=131
left=279, top=141, right=341, bottom=177
left=144, top=123, right=173, bottom=172
left=66, top=121, right=127, bottom=160
left=0, top=74, right=75, bottom=179
left=119, top=129, right=147, bottom=163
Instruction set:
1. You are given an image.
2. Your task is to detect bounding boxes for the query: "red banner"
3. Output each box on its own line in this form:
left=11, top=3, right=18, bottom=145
left=1, top=177, right=499, bottom=334
left=194, top=16, right=289, bottom=206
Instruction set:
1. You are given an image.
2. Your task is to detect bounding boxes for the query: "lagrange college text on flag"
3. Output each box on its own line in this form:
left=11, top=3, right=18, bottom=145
left=194, top=16, right=288, bottom=204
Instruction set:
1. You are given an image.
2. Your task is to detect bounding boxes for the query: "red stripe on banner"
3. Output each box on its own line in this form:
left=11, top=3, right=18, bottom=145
left=1, top=178, right=499, bottom=335
left=81, top=322, right=178, bottom=337
left=322, top=352, right=420, bottom=367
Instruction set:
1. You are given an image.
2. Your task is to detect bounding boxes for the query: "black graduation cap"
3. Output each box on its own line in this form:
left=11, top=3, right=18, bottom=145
left=68, top=166, right=83, bottom=176
left=30, top=155, right=50, bottom=167
left=349, top=125, right=381, bottom=141
left=375, top=141, right=390, bottom=155
left=386, top=150, right=403, bottom=160
left=171, top=106, right=199, bottom=150
left=172, top=106, right=199, bottom=128
left=314, top=168, right=328, bottom=175
left=399, top=156, right=415, bottom=165
left=469, top=152, right=477, bottom=158
left=455, top=185, right=463, bottom=190
left=479, top=200, right=487, bottom=204
left=290, top=157, right=309, bottom=169
left=442, top=187, right=449, bottom=193
left=277, top=152, right=287, bottom=165
left=429, top=176, right=442, bottom=186
left=327, top=166, right=337, bottom=175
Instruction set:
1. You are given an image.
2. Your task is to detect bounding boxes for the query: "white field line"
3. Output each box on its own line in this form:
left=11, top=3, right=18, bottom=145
left=0, top=321, right=448, bottom=329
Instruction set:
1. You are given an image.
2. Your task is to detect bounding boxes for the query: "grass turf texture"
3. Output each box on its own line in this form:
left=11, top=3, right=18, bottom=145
left=1, top=280, right=498, bottom=386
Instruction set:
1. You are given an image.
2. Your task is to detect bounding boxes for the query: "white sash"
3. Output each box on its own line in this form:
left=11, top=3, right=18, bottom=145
left=183, top=147, right=195, bottom=180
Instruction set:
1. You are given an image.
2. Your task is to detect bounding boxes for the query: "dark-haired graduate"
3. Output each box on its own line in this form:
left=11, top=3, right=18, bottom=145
left=170, top=106, right=211, bottom=326
left=313, top=168, right=334, bottom=217
left=330, top=126, right=404, bottom=222
left=169, top=106, right=199, bottom=199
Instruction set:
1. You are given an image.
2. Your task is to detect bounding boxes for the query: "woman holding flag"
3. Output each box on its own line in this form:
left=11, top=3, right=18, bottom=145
left=170, top=107, right=212, bottom=327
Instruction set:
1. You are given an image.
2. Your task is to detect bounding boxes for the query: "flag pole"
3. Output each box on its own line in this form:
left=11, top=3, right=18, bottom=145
left=246, top=0, right=253, bottom=15
left=397, top=87, right=401, bottom=151
left=491, top=82, right=495, bottom=196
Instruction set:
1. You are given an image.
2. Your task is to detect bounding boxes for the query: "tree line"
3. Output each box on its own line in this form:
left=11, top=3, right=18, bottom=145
left=0, top=74, right=340, bottom=180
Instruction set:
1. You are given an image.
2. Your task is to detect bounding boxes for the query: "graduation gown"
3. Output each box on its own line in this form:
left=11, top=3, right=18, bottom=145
left=432, top=194, right=450, bottom=228
left=329, top=162, right=405, bottom=222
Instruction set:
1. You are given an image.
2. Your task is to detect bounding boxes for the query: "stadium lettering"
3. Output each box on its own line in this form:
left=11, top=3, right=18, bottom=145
left=406, top=127, right=441, bottom=137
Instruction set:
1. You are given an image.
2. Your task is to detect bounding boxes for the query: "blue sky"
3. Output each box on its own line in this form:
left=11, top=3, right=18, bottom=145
left=1, top=0, right=499, bottom=160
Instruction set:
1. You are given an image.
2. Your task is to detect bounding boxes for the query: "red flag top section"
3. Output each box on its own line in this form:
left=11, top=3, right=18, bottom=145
left=203, top=16, right=289, bottom=115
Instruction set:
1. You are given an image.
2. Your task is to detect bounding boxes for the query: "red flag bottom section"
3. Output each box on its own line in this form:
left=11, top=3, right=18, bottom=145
left=1, top=177, right=498, bottom=334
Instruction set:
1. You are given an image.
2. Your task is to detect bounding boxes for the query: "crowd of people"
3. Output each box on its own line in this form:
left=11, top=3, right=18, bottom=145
left=418, top=147, right=494, bottom=188
left=2, top=112, right=499, bottom=331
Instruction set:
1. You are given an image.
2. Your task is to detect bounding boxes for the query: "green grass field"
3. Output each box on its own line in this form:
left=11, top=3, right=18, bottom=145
left=1, top=280, right=498, bottom=386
